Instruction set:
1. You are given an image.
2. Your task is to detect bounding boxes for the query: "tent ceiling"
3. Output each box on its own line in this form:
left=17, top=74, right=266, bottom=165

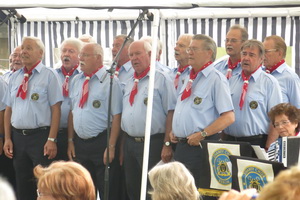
left=1, top=0, right=300, bottom=9
left=1, top=1, right=300, bottom=22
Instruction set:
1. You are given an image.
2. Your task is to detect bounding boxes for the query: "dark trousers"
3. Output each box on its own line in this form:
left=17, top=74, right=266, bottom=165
left=174, top=134, right=220, bottom=188
left=223, top=134, right=268, bottom=148
left=12, top=128, right=52, bottom=200
left=0, top=151, right=16, bottom=190
left=124, top=133, right=164, bottom=200
left=55, top=128, right=68, bottom=161
left=74, top=131, right=119, bottom=200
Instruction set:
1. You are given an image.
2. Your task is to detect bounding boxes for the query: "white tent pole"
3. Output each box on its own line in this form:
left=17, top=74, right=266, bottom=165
left=140, top=9, right=160, bottom=200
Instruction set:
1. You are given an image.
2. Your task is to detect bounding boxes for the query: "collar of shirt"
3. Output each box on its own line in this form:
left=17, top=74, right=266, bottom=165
left=21, top=61, right=43, bottom=75
left=197, top=62, right=214, bottom=78
left=79, top=66, right=105, bottom=81
left=241, top=66, right=263, bottom=83
left=121, top=60, right=132, bottom=72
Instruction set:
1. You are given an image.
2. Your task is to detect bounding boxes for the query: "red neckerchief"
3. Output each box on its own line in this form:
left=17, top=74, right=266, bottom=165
left=129, top=67, right=150, bottom=106
left=174, top=65, right=189, bottom=89
left=79, top=66, right=103, bottom=108
left=16, top=61, right=41, bottom=100
left=61, top=64, right=79, bottom=97
left=181, top=61, right=212, bottom=101
left=239, top=66, right=260, bottom=110
left=226, top=59, right=240, bottom=79
left=266, top=59, right=285, bottom=74
left=115, top=66, right=121, bottom=77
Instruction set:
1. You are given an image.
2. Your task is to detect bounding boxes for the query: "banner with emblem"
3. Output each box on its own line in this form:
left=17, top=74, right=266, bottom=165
left=229, top=155, right=285, bottom=192
left=208, top=143, right=240, bottom=190
left=199, top=140, right=254, bottom=196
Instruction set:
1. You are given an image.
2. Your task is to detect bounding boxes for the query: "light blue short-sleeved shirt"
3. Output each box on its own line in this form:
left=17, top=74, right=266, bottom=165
left=56, top=67, right=81, bottom=128
left=3, top=63, right=63, bottom=129
left=265, top=62, right=300, bottom=108
left=121, top=70, right=176, bottom=137
left=70, top=67, right=122, bottom=139
left=172, top=64, right=234, bottom=138
left=224, top=67, right=283, bottom=137
left=0, top=77, right=7, bottom=111
left=214, top=58, right=242, bottom=78
left=170, top=66, right=191, bottom=96
left=2, top=71, right=13, bottom=84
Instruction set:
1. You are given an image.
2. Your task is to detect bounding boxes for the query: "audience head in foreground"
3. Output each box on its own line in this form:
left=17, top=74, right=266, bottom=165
left=148, top=161, right=200, bottom=200
left=0, top=176, right=16, bottom=200
left=34, top=161, right=95, bottom=200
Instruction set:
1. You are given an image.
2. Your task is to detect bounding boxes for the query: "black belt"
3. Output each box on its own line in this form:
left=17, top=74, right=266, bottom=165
left=127, top=133, right=164, bottom=143
left=75, top=130, right=107, bottom=142
left=13, top=126, right=50, bottom=136
left=177, top=137, right=188, bottom=143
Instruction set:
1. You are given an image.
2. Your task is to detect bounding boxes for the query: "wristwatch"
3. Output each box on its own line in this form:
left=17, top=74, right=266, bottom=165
left=164, top=141, right=171, bottom=147
left=201, top=131, right=208, bottom=138
left=48, top=137, right=57, bottom=143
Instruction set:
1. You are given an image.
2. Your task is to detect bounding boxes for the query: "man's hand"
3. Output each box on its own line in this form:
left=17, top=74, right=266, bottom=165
left=44, top=140, right=57, bottom=159
left=67, top=141, right=76, bottom=161
left=103, top=146, right=115, bottom=165
left=3, top=139, right=13, bottom=159
left=161, top=145, right=173, bottom=163
left=187, top=132, right=203, bottom=146
left=169, top=131, right=178, bottom=143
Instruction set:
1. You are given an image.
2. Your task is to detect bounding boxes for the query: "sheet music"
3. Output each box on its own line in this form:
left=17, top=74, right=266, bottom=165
left=252, top=145, right=268, bottom=160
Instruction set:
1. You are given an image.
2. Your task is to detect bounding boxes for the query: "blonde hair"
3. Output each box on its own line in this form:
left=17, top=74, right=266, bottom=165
left=148, top=161, right=200, bottom=200
left=257, top=166, right=300, bottom=200
left=34, top=161, right=95, bottom=200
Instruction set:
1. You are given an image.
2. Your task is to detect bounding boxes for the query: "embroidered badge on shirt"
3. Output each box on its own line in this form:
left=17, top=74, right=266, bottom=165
left=31, top=93, right=39, bottom=101
left=93, top=100, right=101, bottom=108
left=194, top=97, right=202, bottom=105
left=249, top=101, right=258, bottom=109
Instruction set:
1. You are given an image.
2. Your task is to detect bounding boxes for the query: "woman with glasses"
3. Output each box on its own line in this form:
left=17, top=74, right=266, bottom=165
left=34, top=161, right=95, bottom=200
left=267, top=103, right=300, bottom=161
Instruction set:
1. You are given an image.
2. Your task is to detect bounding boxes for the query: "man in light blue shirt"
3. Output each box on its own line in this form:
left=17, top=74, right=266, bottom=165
left=55, top=38, right=83, bottom=161
left=263, top=35, right=300, bottom=108
left=223, top=39, right=283, bottom=149
left=3, top=36, right=63, bottom=200
left=122, top=40, right=176, bottom=200
left=171, top=34, right=235, bottom=187
left=215, top=25, right=248, bottom=79
left=67, top=43, right=122, bottom=199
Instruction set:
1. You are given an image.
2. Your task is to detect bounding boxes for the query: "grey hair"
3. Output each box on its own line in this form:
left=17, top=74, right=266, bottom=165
left=241, top=39, right=265, bottom=58
left=22, top=36, right=45, bottom=59
left=229, top=24, right=249, bottom=41
left=60, top=38, right=83, bottom=53
left=192, top=34, right=217, bottom=61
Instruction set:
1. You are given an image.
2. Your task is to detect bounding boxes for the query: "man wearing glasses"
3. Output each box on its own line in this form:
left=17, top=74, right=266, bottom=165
left=170, top=34, right=235, bottom=187
left=223, top=39, right=283, bottom=149
left=215, top=25, right=248, bottom=79
left=67, top=43, right=122, bottom=199
left=263, top=35, right=300, bottom=108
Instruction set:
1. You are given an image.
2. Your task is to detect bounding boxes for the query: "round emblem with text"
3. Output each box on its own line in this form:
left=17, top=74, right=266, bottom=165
left=212, top=148, right=232, bottom=185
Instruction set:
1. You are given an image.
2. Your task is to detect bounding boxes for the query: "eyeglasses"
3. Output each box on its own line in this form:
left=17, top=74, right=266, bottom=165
left=78, top=53, right=98, bottom=58
left=265, top=49, right=277, bottom=53
left=224, top=39, right=243, bottom=43
left=274, top=120, right=291, bottom=128
left=186, top=47, right=203, bottom=53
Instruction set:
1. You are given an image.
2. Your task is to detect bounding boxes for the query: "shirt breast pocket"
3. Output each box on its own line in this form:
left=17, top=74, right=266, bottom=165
left=142, top=88, right=160, bottom=106
left=90, top=92, right=107, bottom=110
left=30, top=85, right=47, bottom=103
left=247, top=93, right=264, bottom=110
left=191, top=91, right=211, bottom=111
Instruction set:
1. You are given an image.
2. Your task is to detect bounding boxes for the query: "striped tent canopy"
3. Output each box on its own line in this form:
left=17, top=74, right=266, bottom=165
left=2, top=2, right=300, bottom=74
